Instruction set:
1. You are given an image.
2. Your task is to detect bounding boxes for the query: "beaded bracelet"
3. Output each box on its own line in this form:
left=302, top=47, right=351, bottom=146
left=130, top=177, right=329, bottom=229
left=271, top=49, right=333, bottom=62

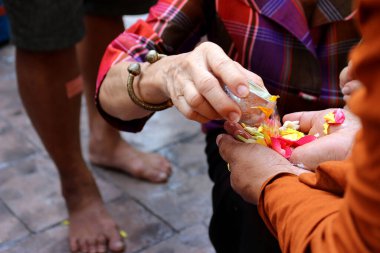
left=127, top=50, right=173, bottom=111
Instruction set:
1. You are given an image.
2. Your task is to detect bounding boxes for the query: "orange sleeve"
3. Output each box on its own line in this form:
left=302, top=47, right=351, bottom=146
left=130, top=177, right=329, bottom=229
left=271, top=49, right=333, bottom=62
left=258, top=0, right=380, bottom=252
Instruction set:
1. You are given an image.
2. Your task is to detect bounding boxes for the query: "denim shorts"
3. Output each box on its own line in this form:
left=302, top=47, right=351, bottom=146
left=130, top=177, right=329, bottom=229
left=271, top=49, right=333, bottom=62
left=3, top=0, right=157, bottom=51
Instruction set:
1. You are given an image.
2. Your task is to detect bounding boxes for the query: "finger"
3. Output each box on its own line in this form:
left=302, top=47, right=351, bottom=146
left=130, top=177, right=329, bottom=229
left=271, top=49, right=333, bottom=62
left=191, top=68, right=242, bottom=122
left=234, top=62, right=266, bottom=89
left=173, top=95, right=211, bottom=123
left=341, top=80, right=362, bottom=95
left=343, top=94, right=350, bottom=103
left=224, top=121, right=251, bottom=139
left=290, top=135, right=347, bottom=170
left=282, top=111, right=316, bottom=133
left=200, top=42, right=251, bottom=98
left=182, top=81, right=221, bottom=120
left=216, top=134, right=249, bottom=164
left=339, top=65, right=352, bottom=89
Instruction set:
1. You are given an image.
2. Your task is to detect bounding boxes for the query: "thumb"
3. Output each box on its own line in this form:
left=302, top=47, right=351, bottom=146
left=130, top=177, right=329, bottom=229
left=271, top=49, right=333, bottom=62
left=216, top=134, right=247, bottom=164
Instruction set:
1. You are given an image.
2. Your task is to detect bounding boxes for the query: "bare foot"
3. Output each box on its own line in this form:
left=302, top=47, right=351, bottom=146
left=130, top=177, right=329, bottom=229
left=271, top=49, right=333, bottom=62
left=62, top=174, right=125, bottom=253
left=68, top=201, right=124, bottom=253
left=89, top=136, right=172, bottom=183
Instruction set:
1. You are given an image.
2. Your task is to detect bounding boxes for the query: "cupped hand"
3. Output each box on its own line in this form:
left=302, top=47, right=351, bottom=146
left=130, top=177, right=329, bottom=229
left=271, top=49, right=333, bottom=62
left=217, top=127, right=307, bottom=204
left=284, top=109, right=361, bottom=170
left=162, top=42, right=264, bottom=123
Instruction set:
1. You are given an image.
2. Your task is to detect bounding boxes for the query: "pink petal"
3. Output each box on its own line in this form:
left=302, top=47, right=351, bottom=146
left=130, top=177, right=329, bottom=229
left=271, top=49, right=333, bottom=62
left=283, top=145, right=293, bottom=159
left=333, top=109, right=345, bottom=124
left=293, top=135, right=317, bottom=147
left=270, top=137, right=293, bottom=158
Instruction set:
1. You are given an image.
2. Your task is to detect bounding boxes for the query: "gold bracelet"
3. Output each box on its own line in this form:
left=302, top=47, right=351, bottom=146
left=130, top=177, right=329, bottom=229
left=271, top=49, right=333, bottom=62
left=127, top=50, right=173, bottom=111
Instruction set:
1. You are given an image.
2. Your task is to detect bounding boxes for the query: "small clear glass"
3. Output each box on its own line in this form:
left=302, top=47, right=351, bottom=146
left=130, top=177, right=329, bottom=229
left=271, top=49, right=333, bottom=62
left=224, top=80, right=278, bottom=126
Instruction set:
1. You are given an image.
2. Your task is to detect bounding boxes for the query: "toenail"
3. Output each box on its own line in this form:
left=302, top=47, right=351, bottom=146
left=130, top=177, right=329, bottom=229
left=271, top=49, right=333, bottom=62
left=157, top=172, right=167, bottom=180
left=112, top=240, right=124, bottom=250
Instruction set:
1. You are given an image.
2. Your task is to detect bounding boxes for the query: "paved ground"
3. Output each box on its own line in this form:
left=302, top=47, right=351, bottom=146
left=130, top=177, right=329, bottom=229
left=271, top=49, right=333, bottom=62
left=0, top=41, right=215, bottom=252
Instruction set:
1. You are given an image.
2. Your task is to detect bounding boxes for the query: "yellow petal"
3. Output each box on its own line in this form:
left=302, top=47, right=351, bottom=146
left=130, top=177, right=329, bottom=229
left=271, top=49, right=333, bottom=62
left=259, top=106, right=274, bottom=118
left=323, top=112, right=336, bottom=123
left=280, top=128, right=304, bottom=141
left=323, top=122, right=329, bottom=135
left=269, top=95, right=280, bottom=102
left=256, top=138, right=268, bottom=146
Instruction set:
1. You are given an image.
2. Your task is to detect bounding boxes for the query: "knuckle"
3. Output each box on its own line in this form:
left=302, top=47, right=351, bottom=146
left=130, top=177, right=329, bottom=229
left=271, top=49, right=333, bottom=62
left=214, top=57, right=231, bottom=71
left=183, top=110, right=198, bottom=121
left=187, top=93, right=204, bottom=108
left=198, top=41, right=218, bottom=51
left=254, top=76, right=264, bottom=87
left=198, top=76, right=218, bottom=94
left=229, top=75, right=246, bottom=86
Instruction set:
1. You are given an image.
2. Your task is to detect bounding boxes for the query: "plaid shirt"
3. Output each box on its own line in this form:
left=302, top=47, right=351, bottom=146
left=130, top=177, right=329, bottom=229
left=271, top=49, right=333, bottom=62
left=96, top=0, right=360, bottom=132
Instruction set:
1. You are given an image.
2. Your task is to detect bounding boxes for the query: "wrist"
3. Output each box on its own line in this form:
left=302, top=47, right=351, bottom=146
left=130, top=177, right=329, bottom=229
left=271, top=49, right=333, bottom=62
left=253, top=165, right=307, bottom=204
left=263, top=164, right=308, bottom=185
left=134, top=59, right=170, bottom=105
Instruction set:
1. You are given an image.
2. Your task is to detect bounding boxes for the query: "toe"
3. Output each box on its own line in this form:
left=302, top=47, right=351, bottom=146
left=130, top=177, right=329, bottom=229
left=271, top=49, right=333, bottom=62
left=87, top=238, right=97, bottom=253
left=69, top=238, right=79, bottom=253
left=144, top=169, right=169, bottom=183
left=96, top=235, right=107, bottom=253
left=108, top=228, right=125, bottom=252
left=157, top=157, right=172, bottom=174
left=79, top=239, right=89, bottom=253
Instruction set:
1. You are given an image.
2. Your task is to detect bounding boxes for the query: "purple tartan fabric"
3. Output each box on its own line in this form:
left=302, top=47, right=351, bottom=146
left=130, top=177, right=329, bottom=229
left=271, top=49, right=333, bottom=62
left=96, top=0, right=360, bottom=132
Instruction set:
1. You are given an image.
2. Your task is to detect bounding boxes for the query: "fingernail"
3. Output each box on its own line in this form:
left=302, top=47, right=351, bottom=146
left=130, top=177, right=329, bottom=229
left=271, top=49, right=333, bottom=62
left=228, top=112, right=240, bottom=123
left=112, top=241, right=124, bottom=250
left=216, top=134, right=223, bottom=146
left=237, top=85, right=249, bottom=97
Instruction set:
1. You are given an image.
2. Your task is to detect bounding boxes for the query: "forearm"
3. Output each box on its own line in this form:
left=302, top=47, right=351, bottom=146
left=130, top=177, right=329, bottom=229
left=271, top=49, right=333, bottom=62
left=98, top=57, right=173, bottom=121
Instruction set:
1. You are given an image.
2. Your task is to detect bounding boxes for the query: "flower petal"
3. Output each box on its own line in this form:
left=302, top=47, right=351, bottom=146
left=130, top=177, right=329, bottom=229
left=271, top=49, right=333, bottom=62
left=294, top=135, right=317, bottom=146
left=333, top=108, right=345, bottom=124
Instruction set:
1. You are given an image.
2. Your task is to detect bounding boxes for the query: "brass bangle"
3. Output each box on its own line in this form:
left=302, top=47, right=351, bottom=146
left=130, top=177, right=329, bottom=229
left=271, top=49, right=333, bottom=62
left=126, top=50, right=173, bottom=111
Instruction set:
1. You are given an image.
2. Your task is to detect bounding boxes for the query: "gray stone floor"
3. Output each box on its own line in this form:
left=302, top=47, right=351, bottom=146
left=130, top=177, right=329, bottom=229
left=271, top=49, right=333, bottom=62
left=0, top=43, right=215, bottom=252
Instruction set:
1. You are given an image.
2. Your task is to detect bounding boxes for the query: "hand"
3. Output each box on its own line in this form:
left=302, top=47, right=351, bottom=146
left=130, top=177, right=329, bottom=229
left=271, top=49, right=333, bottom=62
left=100, top=42, right=265, bottom=124
left=217, top=127, right=307, bottom=204
left=149, top=42, right=265, bottom=123
left=339, top=62, right=362, bottom=103
left=284, top=109, right=361, bottom=170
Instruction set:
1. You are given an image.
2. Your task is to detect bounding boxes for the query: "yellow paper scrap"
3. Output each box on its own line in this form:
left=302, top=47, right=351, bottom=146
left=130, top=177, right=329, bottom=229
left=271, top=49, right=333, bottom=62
left=120, top=230, right=128, bottom=239
left=62, top=220, right=70, bottom=226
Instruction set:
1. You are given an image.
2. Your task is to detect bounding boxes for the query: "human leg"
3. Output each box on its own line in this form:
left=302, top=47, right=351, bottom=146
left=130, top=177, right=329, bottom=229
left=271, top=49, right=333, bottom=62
left=4, top=0, right=124, bottom=251
left=206, top=129, right=281, bottom=253
left=16, top=48, right=125, bottom=253
left=77, top=14, right=171, bottom=183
